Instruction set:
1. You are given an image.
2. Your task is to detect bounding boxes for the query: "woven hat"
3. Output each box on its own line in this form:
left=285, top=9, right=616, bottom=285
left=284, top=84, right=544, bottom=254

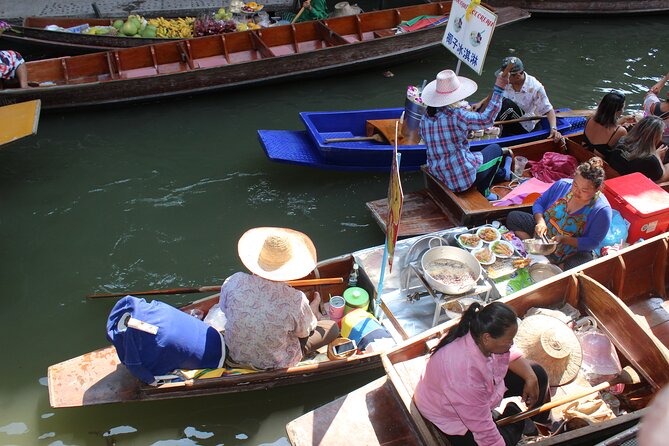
left=237, top=227, right=317, bottom=282
left=420, top=69, right=478, bottom=107
left=515, top=314, right=583, bottom=386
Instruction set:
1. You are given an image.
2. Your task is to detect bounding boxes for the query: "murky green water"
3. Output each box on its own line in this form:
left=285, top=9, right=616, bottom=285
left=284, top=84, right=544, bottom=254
left=0, top=13, right=667, bottom=446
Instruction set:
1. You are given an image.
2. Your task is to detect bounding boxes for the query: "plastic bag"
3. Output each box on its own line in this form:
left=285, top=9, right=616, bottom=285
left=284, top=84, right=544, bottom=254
left=597, top=209, right=629, bottom=256
left=203, top=303, right=227, bottom=332
left=527, top=152, right=578, bottom=182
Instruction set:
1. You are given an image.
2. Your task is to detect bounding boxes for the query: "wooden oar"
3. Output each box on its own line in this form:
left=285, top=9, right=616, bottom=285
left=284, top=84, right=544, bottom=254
left=86, top=277, right=344, bottom=299
left=496, top=366, right=640, bottom=427
left=494, top=109, right=596, bottom=126
left=324, top=134, right=386, bottom=143
left=291, top=5, right=306, bottom=24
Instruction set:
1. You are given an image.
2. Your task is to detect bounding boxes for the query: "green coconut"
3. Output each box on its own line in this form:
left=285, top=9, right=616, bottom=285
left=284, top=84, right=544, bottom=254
left=112, top=19, right=124, bottom=30
left=121, top=21, right=138, bottom=36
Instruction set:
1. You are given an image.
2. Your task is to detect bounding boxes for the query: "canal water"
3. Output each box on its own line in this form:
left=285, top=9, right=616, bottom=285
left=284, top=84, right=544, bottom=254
left=0, top=14, right=667, bottom=446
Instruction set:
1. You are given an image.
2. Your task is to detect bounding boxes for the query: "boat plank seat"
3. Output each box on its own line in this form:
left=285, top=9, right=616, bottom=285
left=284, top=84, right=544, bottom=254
left=314, top=21, right=348, bottom=46
left=255, top=27, right=297, bottom=57
left=357, top=10, right=401, bottom=41
left=115, top=47, right=159, bottom=79
left=324, top=15, right=363, bottom=43
left=250, top=31, right=276, bottom=59
left=366, top=189, right=457, bottom=238
left=188, top=35, right=230, bottom=69
left=153, top=43, right=191, bottom=74
left=61, top=53, right=114, bottom=84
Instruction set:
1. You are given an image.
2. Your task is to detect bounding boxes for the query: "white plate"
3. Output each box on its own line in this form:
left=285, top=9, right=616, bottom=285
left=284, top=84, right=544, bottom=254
left=490, top=240, right=515, bottom=258
left=457, top=233, right=483, bottom=250
left=476, top=226, right=501, bottom=243
left=472, top=246, right=496, bottom=265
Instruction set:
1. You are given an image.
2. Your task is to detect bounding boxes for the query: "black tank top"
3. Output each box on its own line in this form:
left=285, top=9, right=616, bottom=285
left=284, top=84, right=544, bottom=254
left=582, top=120, right=621, bottom=157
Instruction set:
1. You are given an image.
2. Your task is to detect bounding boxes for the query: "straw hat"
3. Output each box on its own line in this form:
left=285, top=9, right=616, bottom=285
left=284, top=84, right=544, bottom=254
left=515, top=314, right=583, bottom=386
left=420, top=69, right=478, bottom=107
left=332, top=2, right=362, bottom=17
left=237, top=227, right=317, bottom=282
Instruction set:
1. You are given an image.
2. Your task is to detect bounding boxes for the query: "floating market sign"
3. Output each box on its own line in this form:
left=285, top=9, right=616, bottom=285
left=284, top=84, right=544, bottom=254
left=442, top=0, right=497, bottom=75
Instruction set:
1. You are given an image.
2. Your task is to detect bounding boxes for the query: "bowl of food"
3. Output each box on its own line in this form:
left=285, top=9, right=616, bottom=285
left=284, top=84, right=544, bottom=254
left=491, top=240, right=515, bottom=258
left=472, top=246, right=496, bottom=265
left=523, top=238, right=558, bottom=255
left=476, top=226, right=501, bottom=244
left=421, top=246, right=481, bottom=295
left=457, top=233, right=483, bottom=250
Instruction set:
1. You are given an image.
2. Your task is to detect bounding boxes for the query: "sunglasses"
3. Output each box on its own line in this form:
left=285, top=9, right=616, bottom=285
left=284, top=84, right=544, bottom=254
left=610, top=90, right=626, bottom=100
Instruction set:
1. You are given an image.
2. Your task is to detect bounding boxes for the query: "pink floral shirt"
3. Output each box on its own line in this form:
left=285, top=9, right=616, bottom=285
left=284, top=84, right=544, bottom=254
left=219, top=272, right=317, bottom=370
left=414, top=332, right=522, bottom=446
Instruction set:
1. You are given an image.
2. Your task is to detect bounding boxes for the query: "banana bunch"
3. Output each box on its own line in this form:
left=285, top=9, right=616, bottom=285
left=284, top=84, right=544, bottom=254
left=146, top=17, right=195, bottom=38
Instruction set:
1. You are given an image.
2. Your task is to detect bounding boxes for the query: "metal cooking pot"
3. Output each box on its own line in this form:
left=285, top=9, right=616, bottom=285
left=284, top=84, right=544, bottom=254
left=420, top=245, right=481, bottom=295
left=523, top=238, right=558, bottom=255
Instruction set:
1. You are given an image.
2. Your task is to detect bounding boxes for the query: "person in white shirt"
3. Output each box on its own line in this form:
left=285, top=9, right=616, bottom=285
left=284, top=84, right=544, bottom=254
left=474, top=57, right=562, bottom=143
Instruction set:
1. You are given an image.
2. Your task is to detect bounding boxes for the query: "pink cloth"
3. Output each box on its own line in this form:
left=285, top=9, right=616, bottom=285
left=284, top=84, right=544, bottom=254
left=414, top=332, right=523, bottom=446
left=528, top=152, right=578, bottom=183
left=493, top=178, right=553, bottom=207
left=219, top=272, right=317, bottom=370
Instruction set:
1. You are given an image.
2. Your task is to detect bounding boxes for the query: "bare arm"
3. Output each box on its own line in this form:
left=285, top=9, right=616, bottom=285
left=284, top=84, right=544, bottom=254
left=508, top=357, right=539, bottom=407
left=649, top=71, right=669, bottom=95
left=546, top=109, right=562, bottom=142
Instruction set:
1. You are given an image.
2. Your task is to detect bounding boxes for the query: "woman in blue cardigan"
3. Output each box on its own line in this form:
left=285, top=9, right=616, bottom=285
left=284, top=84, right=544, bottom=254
left=506, top=157, right=612, bottom=270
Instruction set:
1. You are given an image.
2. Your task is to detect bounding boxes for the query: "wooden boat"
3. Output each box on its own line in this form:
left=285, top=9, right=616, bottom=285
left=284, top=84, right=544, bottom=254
left=0, top=2, right=529, bottom=111
left=287, top=231, right=669, bottom=446
left=48, top=254, right=392, bottom=408
left=0, top=1, right=294, bottom=56
left=366, top=136, right=616, bottom=237
left=258, top=108, right=585, bottom=171
left=485, top=0, right=669, bottom=15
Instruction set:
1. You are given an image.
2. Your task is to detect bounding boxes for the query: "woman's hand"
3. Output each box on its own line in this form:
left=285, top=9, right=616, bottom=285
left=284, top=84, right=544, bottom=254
left=657, top=144, right=668, bottom=161
left=303, top=0, right=312, bottom=10
left=522, top=374, right=540, bottom=407
left=535, top=220, right=548, bottom=238
left=495, top=72, right=509, bottom=89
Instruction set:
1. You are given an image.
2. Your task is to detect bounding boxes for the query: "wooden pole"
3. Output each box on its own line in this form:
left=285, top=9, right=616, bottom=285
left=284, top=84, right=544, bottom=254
left=291, top=6, right=306, bottom=24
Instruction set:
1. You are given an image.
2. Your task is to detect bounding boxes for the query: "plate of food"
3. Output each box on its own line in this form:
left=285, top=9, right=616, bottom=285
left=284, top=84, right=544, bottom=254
left=490, top=240, right=515, bottom=258
left=457, top=233, right=483, bottom=250
left=472, top=246, right=496, bottom=265
left=476, top=226, right=501, bottom=244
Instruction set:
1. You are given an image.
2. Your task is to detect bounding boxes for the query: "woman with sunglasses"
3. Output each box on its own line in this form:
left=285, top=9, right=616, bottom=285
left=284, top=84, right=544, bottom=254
left=643, top=70, right=669, bottom=145
left=581, top=92, right=629, bottom=159
left=607, top=116, right=669, bottom=184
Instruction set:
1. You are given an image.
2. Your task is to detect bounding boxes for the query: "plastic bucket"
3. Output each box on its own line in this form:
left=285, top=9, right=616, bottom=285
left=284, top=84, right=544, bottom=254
left=401, top=98, right=427, bottom=145
left=340, top=309, right=391, bottom=350
left=343, top=287, right=369, bottom=314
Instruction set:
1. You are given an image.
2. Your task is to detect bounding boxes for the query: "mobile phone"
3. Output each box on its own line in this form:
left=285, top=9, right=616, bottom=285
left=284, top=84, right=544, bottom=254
left=334, top=340, right=357, bottom=355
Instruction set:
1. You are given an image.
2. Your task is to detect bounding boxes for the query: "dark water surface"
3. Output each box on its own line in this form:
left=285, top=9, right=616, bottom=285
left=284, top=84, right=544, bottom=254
left=1, top=14, right=667, bottom=446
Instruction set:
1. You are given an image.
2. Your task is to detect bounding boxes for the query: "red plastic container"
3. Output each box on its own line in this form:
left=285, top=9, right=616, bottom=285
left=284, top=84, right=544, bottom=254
left=603, top=173, right=669, bottom=243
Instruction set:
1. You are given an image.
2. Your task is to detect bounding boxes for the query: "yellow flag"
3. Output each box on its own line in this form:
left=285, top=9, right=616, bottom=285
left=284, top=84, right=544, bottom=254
left=465, top=0, right=481, bottom=21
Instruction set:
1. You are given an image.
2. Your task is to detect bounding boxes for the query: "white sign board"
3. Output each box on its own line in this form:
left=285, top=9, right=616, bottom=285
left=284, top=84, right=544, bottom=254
left=442, top=0, right=497, bottom=75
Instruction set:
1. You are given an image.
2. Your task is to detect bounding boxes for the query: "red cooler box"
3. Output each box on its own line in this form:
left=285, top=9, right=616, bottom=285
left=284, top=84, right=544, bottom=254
left=603, top=173, right=669, bottom=243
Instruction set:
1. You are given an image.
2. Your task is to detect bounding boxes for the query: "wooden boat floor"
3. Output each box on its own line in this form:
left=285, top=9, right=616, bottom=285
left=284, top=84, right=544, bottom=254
left=366, top=189, right=458, bottom=238
left=286, top=376, right=425, bottom=446
left=628, top=297, right=669, bottom=347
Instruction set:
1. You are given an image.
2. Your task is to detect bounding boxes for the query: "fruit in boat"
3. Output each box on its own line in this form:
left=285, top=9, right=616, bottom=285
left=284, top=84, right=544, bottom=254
left=121, top=21, right=138, bottom=36
left=113, top=19, right=124, bottom=30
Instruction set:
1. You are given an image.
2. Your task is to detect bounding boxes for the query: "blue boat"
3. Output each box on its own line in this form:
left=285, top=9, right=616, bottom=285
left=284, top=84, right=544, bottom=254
left=258, top=108, right=587, bottom=171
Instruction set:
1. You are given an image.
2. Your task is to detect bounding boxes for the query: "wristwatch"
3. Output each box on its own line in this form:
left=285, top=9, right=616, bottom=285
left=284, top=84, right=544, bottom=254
left=550, top=126, right=557, bottom=131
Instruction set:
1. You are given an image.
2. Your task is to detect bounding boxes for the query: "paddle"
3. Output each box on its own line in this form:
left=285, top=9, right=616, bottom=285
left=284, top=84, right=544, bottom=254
left=324, top=134, right=387, bottom=143
left=86, top=277, right=344, bottom=299
left=494, top=109, right=596, bottom=126
left=496, top=365, right=640, bottom=427
left=291, top=5, right=306, bottom=24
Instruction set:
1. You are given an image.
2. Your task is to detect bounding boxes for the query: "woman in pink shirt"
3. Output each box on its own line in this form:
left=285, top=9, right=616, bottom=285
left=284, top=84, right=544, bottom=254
left=414, top=302, right=549, bottom=446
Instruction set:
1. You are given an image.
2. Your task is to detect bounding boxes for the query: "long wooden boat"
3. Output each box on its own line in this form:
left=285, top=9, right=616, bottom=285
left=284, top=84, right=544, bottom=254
left=258, top=108, right=584, bottom=171
left=486, top=0, right=669, bottom=15
left=366, top=136, right=617, bottom=236
left=48, top=254, right=392, bottom=408
left=0, top=3, right=529, bottom=111
left=287, top=232, right=669, bottom=446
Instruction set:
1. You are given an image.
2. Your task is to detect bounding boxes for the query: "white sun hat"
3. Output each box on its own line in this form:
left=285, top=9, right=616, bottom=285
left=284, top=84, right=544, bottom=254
left=420, top=69, right=478, bottom=107
left=237, top=227, right=317, bottom=282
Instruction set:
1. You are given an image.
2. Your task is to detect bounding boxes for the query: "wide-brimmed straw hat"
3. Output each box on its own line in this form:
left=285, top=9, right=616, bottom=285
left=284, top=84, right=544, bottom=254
left=237, top=227, right=317, bottom=282
left=515, top=314, right=583, bottom=386
left=420, top=69, right=478, bottom=107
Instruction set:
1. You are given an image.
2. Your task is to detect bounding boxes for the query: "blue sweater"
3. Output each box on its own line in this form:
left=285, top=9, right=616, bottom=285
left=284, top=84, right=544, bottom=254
left=532, top=179, right=612, bottom=251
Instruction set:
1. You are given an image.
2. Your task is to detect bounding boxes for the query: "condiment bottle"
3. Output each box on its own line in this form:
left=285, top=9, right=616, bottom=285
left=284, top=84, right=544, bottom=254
left=348, top=263, right=359, bottom=288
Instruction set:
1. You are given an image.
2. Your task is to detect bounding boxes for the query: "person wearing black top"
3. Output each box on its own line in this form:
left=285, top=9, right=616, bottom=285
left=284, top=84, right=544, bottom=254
left=607, top=116, right=669, bottom=183
left=581, top=92, right=630, bottom=159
